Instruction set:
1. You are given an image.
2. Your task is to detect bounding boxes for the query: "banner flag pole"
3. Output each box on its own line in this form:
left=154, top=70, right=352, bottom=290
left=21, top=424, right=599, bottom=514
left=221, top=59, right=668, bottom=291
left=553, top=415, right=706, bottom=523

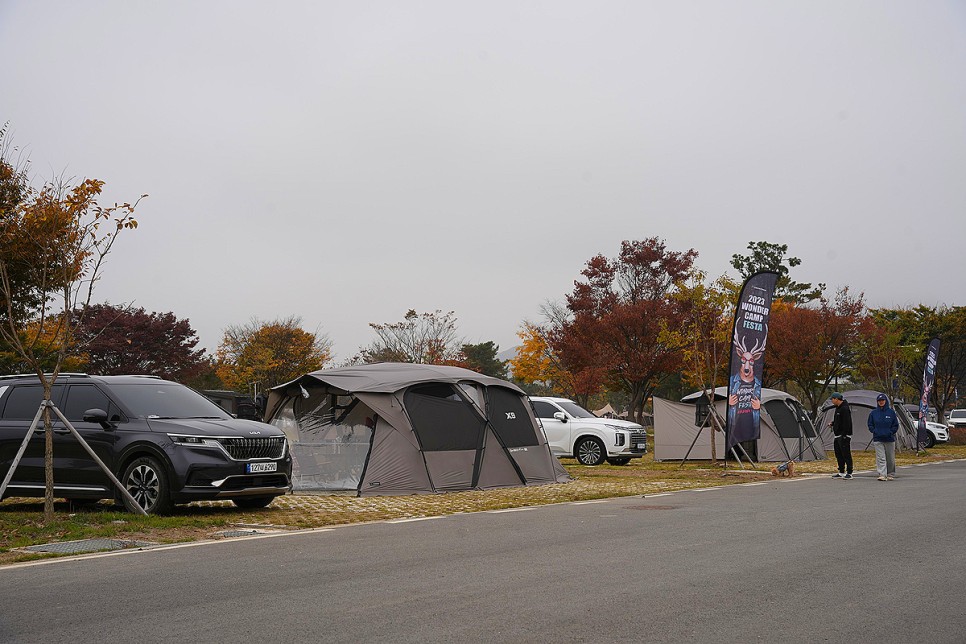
left=724, top=271, right=779, bottom=470
left=918, top=338, right=941, bottom=452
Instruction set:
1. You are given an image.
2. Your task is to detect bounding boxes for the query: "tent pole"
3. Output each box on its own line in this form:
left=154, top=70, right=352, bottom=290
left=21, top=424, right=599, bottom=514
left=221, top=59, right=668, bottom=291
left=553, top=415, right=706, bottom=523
left=734, top=442, right=758, bottom=470
left=679, top=406, right=714, bottom=468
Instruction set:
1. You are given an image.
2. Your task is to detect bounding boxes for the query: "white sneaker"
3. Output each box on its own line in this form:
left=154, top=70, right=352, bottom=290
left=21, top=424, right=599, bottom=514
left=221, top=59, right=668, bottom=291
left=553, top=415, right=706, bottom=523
left=832, top=473, right=844, bottom=478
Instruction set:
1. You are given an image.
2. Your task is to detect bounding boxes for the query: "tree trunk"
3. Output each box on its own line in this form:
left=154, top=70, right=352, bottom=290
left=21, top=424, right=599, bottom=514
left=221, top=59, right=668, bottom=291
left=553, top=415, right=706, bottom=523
left=43, top=380, right=54, bottom=522
left=628, top=384, right=643, bottom=426
left=707, top=390, right=718, bottom=464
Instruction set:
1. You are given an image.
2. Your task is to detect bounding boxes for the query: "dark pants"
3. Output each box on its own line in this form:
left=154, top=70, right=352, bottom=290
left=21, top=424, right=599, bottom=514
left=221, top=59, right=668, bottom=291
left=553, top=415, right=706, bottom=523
left=834, top=436, right=853, bottom=474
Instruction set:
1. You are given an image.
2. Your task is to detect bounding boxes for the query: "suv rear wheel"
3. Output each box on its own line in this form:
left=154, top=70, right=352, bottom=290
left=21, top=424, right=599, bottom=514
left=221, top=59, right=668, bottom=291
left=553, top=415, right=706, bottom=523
left=122, top=456, right=172, bottom=514
left=575, top=437, right=605, bottom=466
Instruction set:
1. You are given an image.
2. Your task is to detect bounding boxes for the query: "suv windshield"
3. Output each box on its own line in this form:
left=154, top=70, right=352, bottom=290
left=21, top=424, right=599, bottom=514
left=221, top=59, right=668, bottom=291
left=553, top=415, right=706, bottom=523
left=558, top=401, right=598, bottom=419
left=109, top=383, right=231, bottom=420
left=950, top=410, right=966, bottom=419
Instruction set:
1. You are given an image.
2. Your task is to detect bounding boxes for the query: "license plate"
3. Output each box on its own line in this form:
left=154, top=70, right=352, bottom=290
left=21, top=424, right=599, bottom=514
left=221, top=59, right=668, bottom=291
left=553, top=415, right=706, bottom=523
left=636, top=443, right=647, bottom=450
left=246, top=462, right=277, bottom=473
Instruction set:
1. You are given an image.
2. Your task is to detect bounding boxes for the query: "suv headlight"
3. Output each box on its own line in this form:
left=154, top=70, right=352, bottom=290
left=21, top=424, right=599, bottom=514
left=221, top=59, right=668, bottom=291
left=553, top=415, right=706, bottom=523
left=168, top=434, right=221, bottom=448
left=605, top=425, right=627, bottom=446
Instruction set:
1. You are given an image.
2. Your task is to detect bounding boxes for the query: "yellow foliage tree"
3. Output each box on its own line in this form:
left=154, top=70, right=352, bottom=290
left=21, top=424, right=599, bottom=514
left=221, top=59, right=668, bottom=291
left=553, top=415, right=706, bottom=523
left=510, top=322, right=572, bottom=395
left=216, top=316, right=332, bottom=395
left=663, top=271, right=736, bottom=462
left=0, top=125, right=143, bottom=519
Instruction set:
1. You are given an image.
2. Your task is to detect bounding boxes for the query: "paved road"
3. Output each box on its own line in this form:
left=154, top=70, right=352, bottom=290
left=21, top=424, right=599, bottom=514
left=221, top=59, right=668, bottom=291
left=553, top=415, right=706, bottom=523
left=1, top=461, right=964, bottom=644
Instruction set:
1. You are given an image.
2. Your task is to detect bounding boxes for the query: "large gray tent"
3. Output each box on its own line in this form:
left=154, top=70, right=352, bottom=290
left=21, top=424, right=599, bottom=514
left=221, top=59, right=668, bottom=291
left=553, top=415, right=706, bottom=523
left=264, top=363, right=570, bottom=496
left=653, top=387, right=825, bottom=462
left=815, top=390, right=917, bottom=452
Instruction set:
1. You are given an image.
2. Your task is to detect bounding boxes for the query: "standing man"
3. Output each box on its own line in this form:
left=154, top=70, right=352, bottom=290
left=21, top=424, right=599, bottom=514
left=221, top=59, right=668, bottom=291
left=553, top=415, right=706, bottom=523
left=828, top=392, right=853, bottom=479
left=868, top=393, right=899, bottom=481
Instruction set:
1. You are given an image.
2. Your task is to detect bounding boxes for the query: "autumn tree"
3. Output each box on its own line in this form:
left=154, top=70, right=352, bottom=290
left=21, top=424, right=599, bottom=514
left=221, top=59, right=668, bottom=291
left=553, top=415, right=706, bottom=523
left=358, top=309, right=463, bottom=364
left=731, top=241, right=824, bottom=304
left=554, top=238, right=697, bottom=423
left=766, top=287, right=866, bottom=416
left=509, top=321, right=574, bottom=396
left=852, top=315, right=912, bottom=400
left=0, top=126, right=143, bottom=519
left=70, top=303, right=208, bottom=381
left=664, top=271, right=736, bottom=462
left=873, top=305, right=966, bottom=421
left=216, top=316, right=332, bottom=395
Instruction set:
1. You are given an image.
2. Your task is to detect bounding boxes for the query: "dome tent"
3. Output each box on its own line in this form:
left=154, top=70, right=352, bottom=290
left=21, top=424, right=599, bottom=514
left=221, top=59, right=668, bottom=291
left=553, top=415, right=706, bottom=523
left=815, top=390, right=916, bottom=452
left=653, top=387, right=825, bottom=462
left=264, top=363, right=570, bottom=496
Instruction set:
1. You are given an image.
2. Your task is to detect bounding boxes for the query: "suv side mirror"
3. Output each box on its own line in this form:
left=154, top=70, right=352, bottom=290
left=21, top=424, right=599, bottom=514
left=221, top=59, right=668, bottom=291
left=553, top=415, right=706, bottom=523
left=553, top=411, right=567, bottom=422
left=83, top=408, right=115, bottom=430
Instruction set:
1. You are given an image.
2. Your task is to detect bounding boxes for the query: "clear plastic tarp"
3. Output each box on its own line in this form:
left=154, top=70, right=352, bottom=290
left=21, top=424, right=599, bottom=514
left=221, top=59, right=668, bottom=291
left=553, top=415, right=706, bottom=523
left=270, top=390, right=374, bottom=491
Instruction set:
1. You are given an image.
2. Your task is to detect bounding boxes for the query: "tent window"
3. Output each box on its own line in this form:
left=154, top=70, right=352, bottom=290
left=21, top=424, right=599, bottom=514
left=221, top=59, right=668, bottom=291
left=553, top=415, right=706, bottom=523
left=790, top=401, right=817, bottom=437
left=487, top=387, right=539, bottom=447
left=763, top=400, right=802, bottom=438
left=405, top=384, right=484, bottom=451
left=267, top=390, right=375, bottom=491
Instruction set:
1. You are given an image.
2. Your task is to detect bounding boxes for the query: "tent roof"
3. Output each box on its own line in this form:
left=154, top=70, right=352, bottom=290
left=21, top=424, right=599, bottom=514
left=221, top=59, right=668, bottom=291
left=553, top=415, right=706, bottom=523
left=594, top=403, right=617, bottom=416
left=680, top=386, right=800, bottom=405
left=273, top=362, right=525, bottom=395
left=820, top=389, right=887, bottom=410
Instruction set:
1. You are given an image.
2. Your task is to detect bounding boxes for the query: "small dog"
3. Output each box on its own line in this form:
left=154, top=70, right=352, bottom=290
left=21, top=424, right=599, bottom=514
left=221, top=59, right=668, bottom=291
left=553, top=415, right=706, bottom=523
left=771, top=460, right=795, bottom=477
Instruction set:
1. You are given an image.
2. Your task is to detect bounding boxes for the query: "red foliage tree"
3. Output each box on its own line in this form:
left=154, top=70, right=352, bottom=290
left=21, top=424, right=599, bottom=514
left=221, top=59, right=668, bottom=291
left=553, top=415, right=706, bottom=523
left=72, top=304, right=208, bottom=382
left=553, top=238, right=697, bottom=423
left=765, top=287, right=866, bottom=416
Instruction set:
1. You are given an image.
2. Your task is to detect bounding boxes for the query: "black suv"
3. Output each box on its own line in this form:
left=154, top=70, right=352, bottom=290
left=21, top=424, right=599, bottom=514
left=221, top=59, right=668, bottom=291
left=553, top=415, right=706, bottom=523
left=0, top=374, right=292, bottom=513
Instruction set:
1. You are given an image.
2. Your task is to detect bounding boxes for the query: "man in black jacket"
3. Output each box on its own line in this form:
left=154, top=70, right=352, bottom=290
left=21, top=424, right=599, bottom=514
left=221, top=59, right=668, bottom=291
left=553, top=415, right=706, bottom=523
left=828, top=392, right=853, bottom=479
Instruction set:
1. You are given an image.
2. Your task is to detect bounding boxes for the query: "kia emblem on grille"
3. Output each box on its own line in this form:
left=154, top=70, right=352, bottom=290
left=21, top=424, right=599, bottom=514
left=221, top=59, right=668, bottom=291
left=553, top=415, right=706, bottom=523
left=249, top=431, right=261, bottom=435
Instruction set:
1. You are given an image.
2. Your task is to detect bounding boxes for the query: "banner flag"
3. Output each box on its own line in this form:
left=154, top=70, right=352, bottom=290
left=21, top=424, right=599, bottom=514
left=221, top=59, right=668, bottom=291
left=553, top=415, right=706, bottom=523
left=918, top=338, right=941, bottom=448
left=725, top=271, right=779, bottom=451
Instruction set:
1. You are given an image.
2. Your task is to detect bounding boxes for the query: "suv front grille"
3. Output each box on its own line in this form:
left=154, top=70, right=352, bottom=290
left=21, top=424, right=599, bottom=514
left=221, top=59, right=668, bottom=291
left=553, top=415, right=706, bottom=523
left=214, top=437, right=286, bottom=460
left=629, top=430, right=647, bottom=443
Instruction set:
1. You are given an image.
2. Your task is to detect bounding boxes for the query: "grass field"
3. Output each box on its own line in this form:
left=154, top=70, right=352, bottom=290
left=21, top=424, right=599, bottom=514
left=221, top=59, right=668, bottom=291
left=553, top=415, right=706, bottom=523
left=3, top=443, right=964, bottom=566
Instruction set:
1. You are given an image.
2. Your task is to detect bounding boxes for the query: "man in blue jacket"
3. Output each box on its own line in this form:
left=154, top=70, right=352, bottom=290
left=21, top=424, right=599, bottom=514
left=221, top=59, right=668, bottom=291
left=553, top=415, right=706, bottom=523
left=868, top=393, right=899, bottom=481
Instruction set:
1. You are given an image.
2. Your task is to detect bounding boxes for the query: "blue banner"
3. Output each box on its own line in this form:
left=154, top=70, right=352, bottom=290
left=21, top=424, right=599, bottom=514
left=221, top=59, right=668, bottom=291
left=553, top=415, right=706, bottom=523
left=726, top=271, right=779, bottom=451
left=918, top=338, right=940, bottom=448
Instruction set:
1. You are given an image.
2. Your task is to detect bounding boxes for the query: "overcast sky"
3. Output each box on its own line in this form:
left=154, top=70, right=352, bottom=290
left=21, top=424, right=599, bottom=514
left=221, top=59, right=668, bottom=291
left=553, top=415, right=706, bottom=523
left=2, top=1, right=964, bottom=361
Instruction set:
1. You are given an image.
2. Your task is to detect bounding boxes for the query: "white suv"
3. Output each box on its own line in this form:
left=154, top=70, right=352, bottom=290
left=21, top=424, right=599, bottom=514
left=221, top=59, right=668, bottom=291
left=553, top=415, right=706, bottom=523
left=899, top=404, right=949, bottom=448
left=529, top=397, right=647, bottom=466
left=947, top=409, right=966, bottom=430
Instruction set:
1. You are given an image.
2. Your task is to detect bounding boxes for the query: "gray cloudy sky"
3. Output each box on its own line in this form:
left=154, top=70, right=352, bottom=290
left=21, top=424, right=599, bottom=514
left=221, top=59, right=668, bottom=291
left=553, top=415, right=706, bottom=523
left=2, top=1, right=964, bottom=360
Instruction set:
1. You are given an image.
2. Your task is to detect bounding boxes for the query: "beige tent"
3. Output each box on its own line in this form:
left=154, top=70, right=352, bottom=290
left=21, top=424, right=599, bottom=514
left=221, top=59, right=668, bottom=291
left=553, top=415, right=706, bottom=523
left=265, top=363, right=570, bottom=496
left=653, top=387, right=825, bottom=462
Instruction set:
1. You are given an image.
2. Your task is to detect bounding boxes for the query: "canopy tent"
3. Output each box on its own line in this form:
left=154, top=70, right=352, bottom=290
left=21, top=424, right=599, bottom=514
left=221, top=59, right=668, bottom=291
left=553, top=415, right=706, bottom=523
left=815, top=390, right=917, bottom=452
left=264, top=363, right=570, bottom=496
left=653, top=387, right=825, bottom=462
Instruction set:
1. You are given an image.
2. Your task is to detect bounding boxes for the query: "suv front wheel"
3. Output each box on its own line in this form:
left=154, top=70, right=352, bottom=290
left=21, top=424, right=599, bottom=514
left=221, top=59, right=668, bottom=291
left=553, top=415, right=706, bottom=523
left=122, top=456, right=173, bottom=514
left=574, top=437, right=605, bottom=466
